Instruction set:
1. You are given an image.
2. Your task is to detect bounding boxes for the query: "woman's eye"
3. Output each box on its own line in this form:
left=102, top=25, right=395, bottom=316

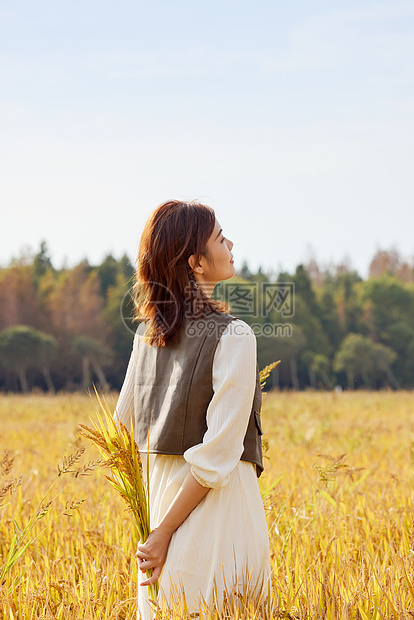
left=221, top=236, right=226, bottom=243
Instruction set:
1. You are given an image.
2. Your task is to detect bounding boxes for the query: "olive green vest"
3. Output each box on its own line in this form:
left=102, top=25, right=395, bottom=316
left=132, top=311, right=264, bottom=476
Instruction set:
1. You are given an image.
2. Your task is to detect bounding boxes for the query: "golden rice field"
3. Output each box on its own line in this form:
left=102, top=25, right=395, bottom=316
left=1, top=390, right=414, bottom=619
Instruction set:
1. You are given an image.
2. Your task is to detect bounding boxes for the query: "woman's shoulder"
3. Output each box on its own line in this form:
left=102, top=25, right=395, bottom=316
left=221, top=317, right=256, bottom=341
left=214, top=317, right=257, bottom=367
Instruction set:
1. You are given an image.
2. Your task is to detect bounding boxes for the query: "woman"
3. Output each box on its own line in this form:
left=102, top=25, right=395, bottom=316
left=114, top=200, right=271, bottom=619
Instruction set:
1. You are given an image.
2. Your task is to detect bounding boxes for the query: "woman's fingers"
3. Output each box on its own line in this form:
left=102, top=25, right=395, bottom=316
left=135, top=528, right=172, bottom=584
left=138, top=557, right=159, bottom=571
left=140, top=566, right=162, bottom=587
left=136, top=549, right=159, bottom=564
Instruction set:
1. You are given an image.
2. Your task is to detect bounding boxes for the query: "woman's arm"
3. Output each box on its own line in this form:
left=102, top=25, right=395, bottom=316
left=184, top=319, right=257, bottom=488
left=136, top=471, right=210, bottom=586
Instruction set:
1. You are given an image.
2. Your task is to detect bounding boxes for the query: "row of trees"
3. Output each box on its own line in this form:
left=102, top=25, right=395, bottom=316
left=0, top=243, right=413, bottom=392
left=248, top=260, right=414, bottom=390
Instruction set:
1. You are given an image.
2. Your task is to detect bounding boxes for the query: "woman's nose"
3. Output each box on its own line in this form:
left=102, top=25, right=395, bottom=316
left=226, top=238, right=234, bottom=250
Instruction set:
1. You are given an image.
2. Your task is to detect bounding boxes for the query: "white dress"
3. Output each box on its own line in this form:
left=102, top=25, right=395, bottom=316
left=114, top=318, right=271, bottom=619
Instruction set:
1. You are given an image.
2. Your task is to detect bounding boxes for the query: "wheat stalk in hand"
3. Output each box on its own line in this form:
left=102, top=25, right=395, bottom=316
left=79, top=384, right=158, bottom=599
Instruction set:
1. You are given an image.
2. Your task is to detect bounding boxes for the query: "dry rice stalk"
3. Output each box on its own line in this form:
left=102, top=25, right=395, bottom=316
left=0, top=446, right=97, bottom=585
left=79, top=383, right=158, bottom=599
left=260, top=361, right=281, bottom=390
left=313, top=453, right=350, bottom=487
left=1, top=451, right=14, bottom=477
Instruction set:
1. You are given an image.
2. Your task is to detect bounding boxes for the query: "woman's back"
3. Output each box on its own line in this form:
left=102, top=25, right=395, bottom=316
left=113, top=199, right=271, bottom=617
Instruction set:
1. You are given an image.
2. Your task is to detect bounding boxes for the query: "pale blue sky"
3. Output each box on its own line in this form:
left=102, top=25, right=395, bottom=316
left=1, top=1, right=413, bottom=277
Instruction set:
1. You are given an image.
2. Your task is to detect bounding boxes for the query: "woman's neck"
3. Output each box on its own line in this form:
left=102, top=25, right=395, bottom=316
left=194, top=277, right=216, bottom=299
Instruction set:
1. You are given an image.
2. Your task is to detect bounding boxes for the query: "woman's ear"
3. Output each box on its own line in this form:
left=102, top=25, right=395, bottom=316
left=188, top=254, right=204, bottom=274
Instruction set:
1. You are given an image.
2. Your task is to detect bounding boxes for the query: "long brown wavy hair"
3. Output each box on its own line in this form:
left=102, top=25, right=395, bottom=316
left=131, top=200, right=231, bottom=347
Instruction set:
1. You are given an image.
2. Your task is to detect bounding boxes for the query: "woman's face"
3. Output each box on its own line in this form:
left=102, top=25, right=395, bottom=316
left=189, top=218, right=235, bottom=292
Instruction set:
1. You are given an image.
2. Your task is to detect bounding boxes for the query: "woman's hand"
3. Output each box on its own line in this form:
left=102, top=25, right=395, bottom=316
left=135, top=527, right=173, bottom=586
left=136, top=471, right=210, bottom=587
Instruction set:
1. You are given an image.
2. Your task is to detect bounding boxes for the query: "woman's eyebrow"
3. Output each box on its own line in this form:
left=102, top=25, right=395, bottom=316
left=214, top=228, right=223, bottom=240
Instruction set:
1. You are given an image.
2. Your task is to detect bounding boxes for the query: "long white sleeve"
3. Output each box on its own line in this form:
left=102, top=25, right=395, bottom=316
left=113, top=332, right=138, bottom=428
left=183, top=318, right=257, bottom=489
